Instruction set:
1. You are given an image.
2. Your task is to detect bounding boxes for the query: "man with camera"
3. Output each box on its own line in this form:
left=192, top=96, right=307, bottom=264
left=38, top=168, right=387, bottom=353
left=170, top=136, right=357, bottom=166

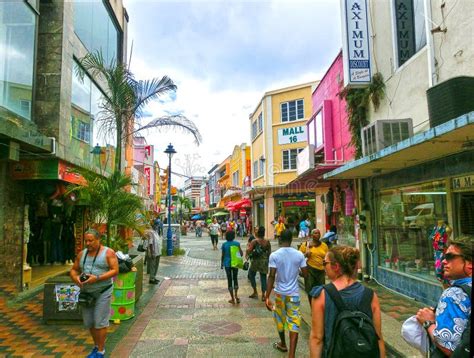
left=70, top=229, right=119, bottom=358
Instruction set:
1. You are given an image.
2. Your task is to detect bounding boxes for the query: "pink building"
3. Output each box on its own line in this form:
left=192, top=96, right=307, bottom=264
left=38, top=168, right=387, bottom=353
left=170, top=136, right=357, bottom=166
left=309, top=51, right=355, bottom=164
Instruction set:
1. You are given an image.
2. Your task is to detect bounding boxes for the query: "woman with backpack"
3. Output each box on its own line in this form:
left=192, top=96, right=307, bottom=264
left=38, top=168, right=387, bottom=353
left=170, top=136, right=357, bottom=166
left=309, top=246, right=385, bottom=358
left=246, top=226, right=271, bottom=301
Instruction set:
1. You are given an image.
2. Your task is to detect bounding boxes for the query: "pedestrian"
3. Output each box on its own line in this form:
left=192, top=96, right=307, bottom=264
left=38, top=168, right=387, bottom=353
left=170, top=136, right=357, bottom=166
left=220, top=220, right=227, bottom=240
left=145, top=229, right=161, bottom=284
left=70, top=229, right=119, bottom=358
left=299, top=228, right=328, bottom=305
left=221, top=230, right=243, bottom=304
left=415, top=236, right=472, bottom=357
left=299, top=216, right=308, bottom=238
left=274, top=218, right=286, bottom=240
left=247, top=226, right=271, bottom=301
left=309, top=246, right=385, bottom=358
left=195, top=220, right=202, bottom=237
left=265, top=229, right=308, bottom=357
left=321, top=225, right=338, bottom=247
left=209, top=218, right=220, bottom=250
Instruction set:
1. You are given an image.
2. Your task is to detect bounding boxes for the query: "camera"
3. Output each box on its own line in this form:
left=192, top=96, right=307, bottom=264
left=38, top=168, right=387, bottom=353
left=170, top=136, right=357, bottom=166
left=79, top=273, right=90, bottom=282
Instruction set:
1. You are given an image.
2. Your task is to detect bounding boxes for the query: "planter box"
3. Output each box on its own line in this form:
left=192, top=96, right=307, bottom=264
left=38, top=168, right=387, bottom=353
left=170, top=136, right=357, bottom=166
left=427, top=76, right=474, bottom=128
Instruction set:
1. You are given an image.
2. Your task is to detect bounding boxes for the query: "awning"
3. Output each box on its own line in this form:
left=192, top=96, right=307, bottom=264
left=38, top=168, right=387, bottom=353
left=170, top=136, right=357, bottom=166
left=324, top=112, right=474, bottom=180
left=191, top=214, right=202, bottom=220
left=286, top=164, right=341, bottom=189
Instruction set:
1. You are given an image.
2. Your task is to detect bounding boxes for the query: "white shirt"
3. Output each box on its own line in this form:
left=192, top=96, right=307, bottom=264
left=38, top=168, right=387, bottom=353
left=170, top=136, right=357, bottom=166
left=269, top=247, right=307, bottom=297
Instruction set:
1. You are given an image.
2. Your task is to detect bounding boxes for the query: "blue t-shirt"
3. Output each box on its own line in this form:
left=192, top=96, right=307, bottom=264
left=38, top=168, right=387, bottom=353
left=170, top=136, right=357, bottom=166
left=299, top=221, right=308, bottom=231
left=221, top=241, right=241, bottom=268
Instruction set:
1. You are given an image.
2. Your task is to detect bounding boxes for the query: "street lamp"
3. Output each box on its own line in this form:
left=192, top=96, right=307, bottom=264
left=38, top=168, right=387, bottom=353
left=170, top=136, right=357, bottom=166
left=164, top=143, right=176, bottom=256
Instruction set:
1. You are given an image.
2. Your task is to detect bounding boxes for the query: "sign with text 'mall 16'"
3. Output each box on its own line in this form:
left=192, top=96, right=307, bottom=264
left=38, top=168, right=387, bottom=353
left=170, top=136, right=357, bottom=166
left=341, top=0, right=372, bottom=87
left=278, top=125, right=306, bottom=145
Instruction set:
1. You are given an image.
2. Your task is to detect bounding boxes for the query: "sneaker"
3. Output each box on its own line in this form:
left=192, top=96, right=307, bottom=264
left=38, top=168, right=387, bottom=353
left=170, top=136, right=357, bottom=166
left=86, top=347, right=98, bottom=358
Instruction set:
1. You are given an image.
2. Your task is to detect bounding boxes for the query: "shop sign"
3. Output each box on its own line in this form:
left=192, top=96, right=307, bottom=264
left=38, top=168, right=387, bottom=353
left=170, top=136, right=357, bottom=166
left=278, top=126, right=307, bottom=145
left=58, top=161, right=85, bottom=185
left=452, top=175, right=474, bottom=191
left=297, top=145, right=315, bottom=175
left=395, top=0, right=416, bottom=66
left=282, top=200, right=310, bottom=207
left=10, top=160, right=58, bottom=180
left=341, top=0, right=372, bottom=86
left=144, top=166, right=151, bottom=195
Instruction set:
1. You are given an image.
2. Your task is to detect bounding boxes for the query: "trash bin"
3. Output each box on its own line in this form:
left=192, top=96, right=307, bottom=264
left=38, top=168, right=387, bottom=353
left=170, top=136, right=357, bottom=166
left=43, top=274, right=82, bottom=324
left=110, top=271, right=136, bottom=321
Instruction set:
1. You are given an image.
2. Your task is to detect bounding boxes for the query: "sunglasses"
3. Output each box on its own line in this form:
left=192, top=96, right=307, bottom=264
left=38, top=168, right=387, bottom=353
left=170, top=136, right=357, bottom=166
left=323, top=261, right=333, bottom=266
left=444, top=253, right=464, bottom=261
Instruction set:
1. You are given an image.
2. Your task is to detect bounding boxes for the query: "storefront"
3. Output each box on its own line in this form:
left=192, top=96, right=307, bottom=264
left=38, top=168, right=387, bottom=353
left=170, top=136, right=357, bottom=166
left=274, top=195, right=316, bottom=233
left=10, top=159, right=88, bottom=290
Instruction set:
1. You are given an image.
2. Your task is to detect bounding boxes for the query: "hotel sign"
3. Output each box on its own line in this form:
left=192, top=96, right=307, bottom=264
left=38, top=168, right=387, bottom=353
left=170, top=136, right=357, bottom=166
left=395, top=0, right=416, bottom=67
left=341, top=0, right=372, bottom=86
left=278, top=126, right=307, bottom=145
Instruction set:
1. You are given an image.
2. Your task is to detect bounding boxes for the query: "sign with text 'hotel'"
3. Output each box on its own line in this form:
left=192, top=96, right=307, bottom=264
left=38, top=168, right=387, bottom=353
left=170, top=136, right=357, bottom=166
left=341, top=0, right=372, bottom=87
left=278, top=125, right=307, bottom=145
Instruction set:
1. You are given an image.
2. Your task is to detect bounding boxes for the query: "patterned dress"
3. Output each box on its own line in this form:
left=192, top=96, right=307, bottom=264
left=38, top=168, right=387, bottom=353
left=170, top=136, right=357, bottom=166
left=429, top=224, right=449, bottom=283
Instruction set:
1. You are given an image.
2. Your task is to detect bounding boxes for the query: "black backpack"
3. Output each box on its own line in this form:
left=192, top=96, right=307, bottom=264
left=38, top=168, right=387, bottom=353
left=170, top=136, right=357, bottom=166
left=249, top=241, right=265, bottom=259
left=324, top=283, right=380, bottom=358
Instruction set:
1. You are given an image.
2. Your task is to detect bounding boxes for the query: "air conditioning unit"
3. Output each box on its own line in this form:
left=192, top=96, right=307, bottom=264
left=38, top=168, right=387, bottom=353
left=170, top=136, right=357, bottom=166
left=361, top=119, right=413, bottom=156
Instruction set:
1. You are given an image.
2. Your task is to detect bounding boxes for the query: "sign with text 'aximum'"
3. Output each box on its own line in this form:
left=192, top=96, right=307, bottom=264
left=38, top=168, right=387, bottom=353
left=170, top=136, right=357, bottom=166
left=341, top=0, right=372, bottom=87
left=278, top=126, right=307, bottom=145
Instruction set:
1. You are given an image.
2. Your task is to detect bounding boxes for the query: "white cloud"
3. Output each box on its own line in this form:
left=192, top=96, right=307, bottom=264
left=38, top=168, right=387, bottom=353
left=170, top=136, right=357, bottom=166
left=123, top=0, right=342, bottom=187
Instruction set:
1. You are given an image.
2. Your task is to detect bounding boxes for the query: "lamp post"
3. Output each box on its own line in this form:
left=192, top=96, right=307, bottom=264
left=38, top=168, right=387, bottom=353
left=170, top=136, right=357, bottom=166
left=164, top=143, right=176, bottom=256
left=91, top=143, right=103, bottom=173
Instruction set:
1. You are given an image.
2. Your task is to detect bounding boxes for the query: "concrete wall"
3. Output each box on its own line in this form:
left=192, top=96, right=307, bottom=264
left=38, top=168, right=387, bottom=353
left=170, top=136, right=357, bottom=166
left=367, top=0, right=474, bottom=133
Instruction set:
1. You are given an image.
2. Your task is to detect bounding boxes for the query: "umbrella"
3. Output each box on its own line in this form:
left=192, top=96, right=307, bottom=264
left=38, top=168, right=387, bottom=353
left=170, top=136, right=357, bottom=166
left=212, top=211, right=229, bottom=217
left=191, top=214, right=202, bottom=220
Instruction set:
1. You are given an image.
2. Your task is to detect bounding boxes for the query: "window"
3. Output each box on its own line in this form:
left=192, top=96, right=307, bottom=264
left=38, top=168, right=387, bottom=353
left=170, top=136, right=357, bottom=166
left=281, top=99, right=304, bottom=122
left=73, top=0, right=119, bottom=64
left=259, top=157, right=265, bottom=177
left=394, top=0, right=426, bottom=67
left=251, top=120, right=258, bottom=140
left=308, top=117, right=316, bottom=147
left=71, top=111, right=91, bottom=143
left=257, top=113, right=263, bottom=133
left=253, top=160, right=258, bottom=178
left=232, top=171, right=239, bottom=186
left=282, top=148, right=303, bottom=170
left=315, top=111, right=323, bottom=148
left=0, top=1, right=36, bottom=120
left=377, top=180, right=447, bottom=282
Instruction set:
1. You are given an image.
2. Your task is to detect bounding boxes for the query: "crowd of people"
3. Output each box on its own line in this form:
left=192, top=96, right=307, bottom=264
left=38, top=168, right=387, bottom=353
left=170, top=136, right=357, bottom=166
left=70, top=218, right=472, bottom=358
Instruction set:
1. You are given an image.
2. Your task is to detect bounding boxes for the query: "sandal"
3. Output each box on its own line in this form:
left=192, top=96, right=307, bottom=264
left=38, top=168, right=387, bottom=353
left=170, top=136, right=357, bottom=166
left=249, top=293, right=258, bottom=299
left=236, top=297, right=241, bottom=304
left=272, top=342, right=288, bottom=352
left=228, top=299, right=235, bottom=304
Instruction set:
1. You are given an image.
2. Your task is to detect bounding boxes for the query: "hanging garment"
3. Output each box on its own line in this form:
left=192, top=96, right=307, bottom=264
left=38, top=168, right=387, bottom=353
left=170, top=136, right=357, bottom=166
left=326, top=188, right=334, bottom=216
left=332, top=187, right=342, bottom=213
left=344, top=186, right=355, bottom=216
left=429, top=224, right=449, bottom=284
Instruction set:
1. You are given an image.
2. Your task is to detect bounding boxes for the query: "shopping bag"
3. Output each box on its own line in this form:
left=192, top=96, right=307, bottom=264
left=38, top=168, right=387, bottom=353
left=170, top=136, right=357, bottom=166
left=230, top=245, right=244, bottom=269
left=400, top=315, right=429, bottom=354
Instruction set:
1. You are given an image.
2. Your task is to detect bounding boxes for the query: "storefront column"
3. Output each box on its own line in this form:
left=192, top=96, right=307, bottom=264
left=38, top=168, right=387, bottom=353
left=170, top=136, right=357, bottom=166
left=264, top=191, right=275, bottom=238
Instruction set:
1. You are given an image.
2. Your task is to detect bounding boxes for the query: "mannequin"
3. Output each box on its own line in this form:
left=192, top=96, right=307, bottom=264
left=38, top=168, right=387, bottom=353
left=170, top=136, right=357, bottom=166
left=23, top=205, right=30, bottom=270
left=332, top=185, right=342, bottom=213
left=429, top=220, right=452, bottom=285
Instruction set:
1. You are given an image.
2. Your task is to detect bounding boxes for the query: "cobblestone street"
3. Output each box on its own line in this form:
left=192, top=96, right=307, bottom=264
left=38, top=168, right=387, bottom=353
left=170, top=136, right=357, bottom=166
left=113, top=235, right=312, bottom=357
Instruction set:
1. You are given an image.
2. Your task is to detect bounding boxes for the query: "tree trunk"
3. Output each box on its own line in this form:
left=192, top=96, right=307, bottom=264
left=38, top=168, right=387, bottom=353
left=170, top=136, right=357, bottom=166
left=115, top=122, right=122, bottom=172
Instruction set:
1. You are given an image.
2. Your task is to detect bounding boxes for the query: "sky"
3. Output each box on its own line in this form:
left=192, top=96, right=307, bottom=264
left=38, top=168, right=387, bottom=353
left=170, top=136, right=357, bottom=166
left=124, top=0, right=342, bottom=187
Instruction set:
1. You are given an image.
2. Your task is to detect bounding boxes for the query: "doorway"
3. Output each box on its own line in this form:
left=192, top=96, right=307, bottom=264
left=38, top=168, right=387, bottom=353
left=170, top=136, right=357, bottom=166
left=455, top=193, right=474, bottom=235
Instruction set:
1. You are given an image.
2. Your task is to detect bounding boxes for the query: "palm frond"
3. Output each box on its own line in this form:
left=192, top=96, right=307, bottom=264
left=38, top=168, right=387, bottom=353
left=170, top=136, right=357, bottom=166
left=131, top=76, right=177, bottom=118
left=129, top=114, right=202, bottom=145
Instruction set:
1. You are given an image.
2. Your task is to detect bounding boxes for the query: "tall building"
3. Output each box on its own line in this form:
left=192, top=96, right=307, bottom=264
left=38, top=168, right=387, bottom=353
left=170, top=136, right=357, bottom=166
left=249, top=82, right=319, bottom=237
left=0, top=0, right=128, bottom=292
left=183, top=176, right=206, bottom=211
left=132, top=136, right=155, bottom=211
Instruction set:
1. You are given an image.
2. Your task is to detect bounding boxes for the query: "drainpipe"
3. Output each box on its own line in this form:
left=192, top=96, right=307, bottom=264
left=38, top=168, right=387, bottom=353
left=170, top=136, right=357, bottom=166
left=424, top=0, right=437, bottom=87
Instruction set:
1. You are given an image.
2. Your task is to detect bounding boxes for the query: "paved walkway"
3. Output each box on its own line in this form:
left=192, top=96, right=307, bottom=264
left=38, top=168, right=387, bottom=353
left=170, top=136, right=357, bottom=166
left=113, top=236, right=311, bottom=357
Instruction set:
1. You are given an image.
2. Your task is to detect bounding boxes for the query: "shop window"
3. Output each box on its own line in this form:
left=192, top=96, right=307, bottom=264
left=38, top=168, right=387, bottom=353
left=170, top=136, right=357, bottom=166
left=259, top=157, right=265, bottom=176
left=251, top=120, right=257, bottom=140
left=393, top=0, right=427, bottom=67
left=232, top=171, right=239, bottom=186
left=281, top=99, right=304, bottom=122
left=253, top=160, right=258, bottom=178
left=0, top=1, right=36, bottom=120
left=377, top=181, right=447, bottom=282
left=73, top=0, right=119, bottom=64
left=257, top=113, right=263, bottom=133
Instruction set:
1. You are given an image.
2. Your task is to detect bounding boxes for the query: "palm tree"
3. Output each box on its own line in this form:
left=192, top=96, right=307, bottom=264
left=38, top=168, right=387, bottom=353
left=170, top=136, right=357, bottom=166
left=67, top=169, right=144, bottom=248
left=76, top=51, right=202, bottom=172
left=175, top=195, right=193, bottom=224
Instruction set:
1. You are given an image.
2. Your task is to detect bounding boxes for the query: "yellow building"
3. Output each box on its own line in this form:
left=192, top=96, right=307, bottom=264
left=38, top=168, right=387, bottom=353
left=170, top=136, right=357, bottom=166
left=249, top=81, right=321, bottom=237
left=216, top=156, right=231, bottom=207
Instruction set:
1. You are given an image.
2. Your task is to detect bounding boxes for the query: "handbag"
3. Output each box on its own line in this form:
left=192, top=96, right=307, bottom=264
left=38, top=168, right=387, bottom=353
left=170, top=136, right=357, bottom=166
left=243, top=260, right=249, bottom=271
left=137, top=240, right=146, bottom=252
left=401, top=315, right=429, bottom=354
left=230, top=245, right=244, bottom=269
